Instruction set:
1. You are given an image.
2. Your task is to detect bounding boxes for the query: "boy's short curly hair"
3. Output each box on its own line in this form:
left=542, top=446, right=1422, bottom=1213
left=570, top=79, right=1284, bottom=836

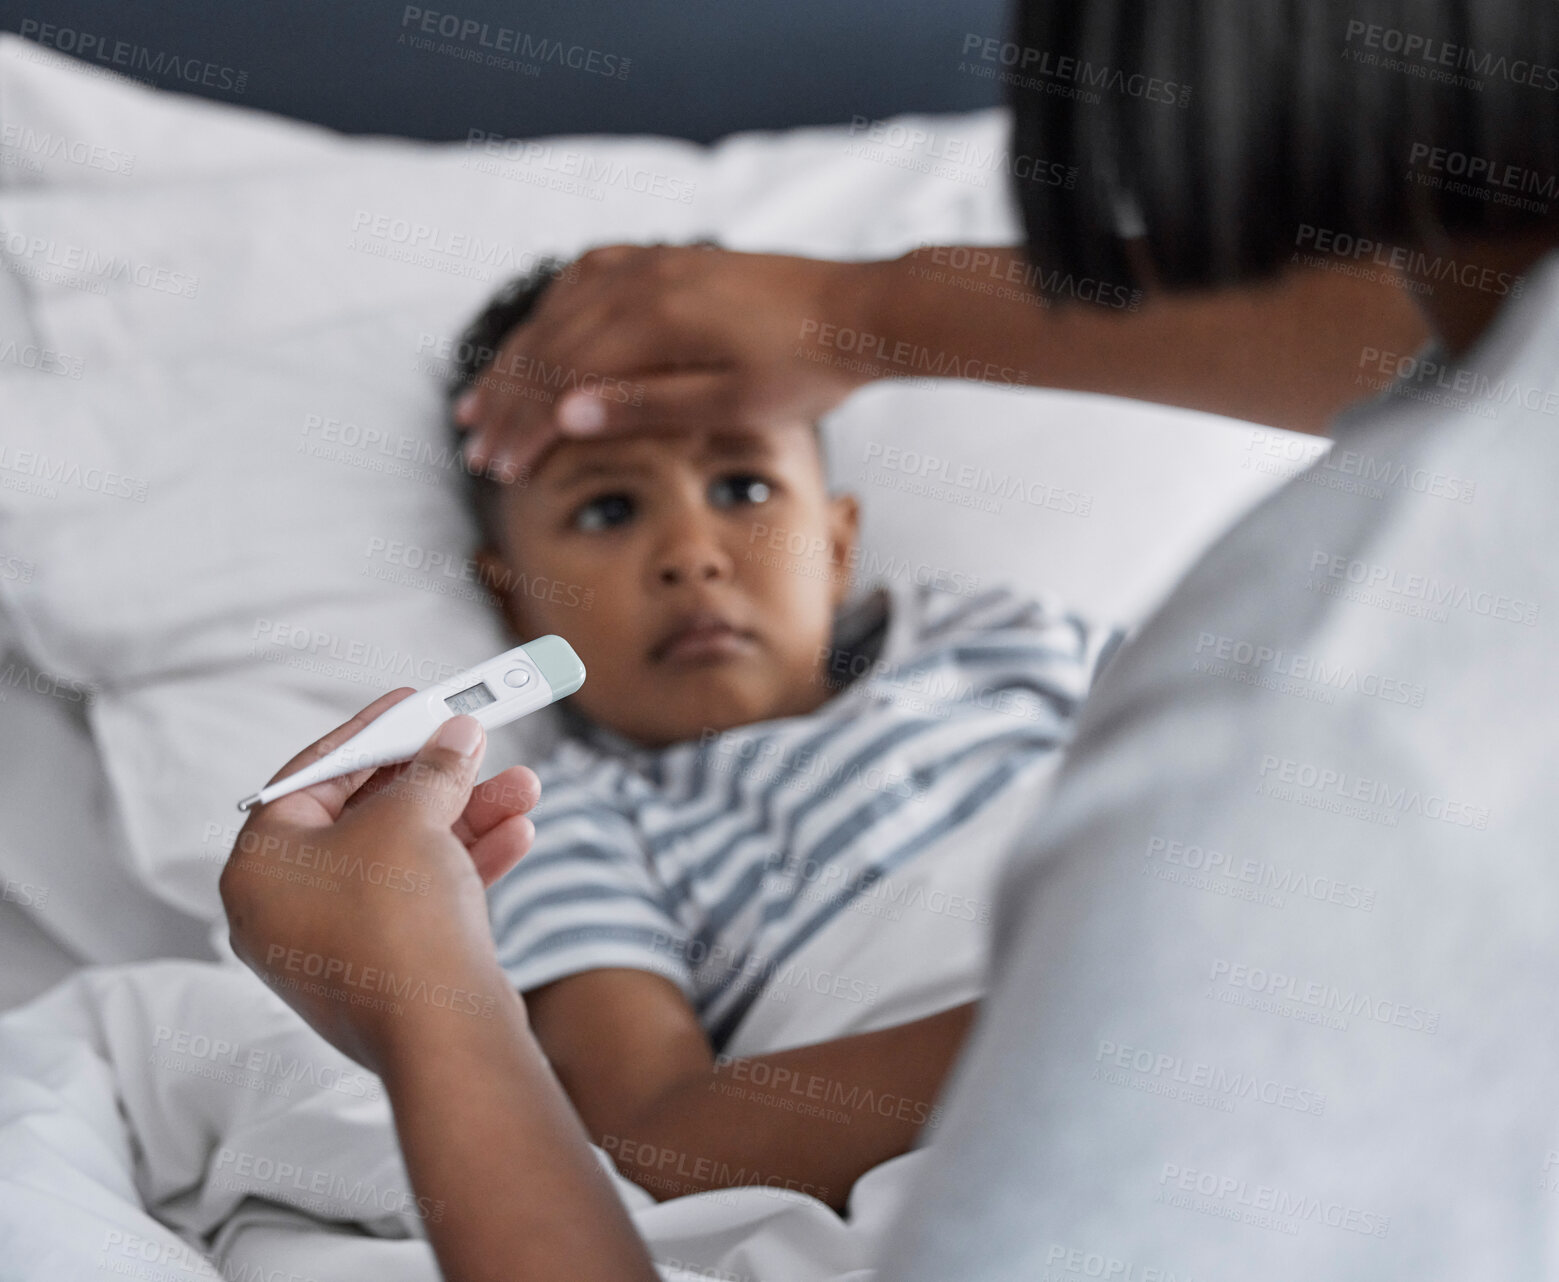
left=446, top=259, right=568, bottom=549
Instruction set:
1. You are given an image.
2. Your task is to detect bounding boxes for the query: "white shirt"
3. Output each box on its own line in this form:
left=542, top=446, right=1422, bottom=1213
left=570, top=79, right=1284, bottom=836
left=881, top=250, right=1559, bottom=1281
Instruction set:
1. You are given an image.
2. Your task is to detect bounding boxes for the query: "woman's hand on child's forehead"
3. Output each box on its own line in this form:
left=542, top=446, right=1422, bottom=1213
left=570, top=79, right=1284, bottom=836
left=456, top=244, right=873, bottom=478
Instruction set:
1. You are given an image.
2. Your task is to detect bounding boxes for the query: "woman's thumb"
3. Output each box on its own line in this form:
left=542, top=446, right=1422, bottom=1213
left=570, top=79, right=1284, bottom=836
left=371, top=716, right=486, bottom=828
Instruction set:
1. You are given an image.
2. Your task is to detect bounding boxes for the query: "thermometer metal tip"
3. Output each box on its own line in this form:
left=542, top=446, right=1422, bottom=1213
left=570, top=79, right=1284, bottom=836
left=237, top=793, right=263, bottom=813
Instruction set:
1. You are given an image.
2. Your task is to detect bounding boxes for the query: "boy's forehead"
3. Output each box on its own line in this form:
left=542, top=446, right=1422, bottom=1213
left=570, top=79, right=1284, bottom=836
left=531, top=423, right=814, bottom=486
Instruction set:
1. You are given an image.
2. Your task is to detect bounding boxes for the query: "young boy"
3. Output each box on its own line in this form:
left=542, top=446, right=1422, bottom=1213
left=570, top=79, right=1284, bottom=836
left=450, top=265, right=1121, bottom=1210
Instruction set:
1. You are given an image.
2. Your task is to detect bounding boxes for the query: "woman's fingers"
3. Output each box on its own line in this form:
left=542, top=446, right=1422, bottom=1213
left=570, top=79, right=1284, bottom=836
left=477, top=295, right=753, bottom=467
left=248, top=688, right=418, bottom=825
left=562, top=370, right=746, bottom=436
left=476, top=295, right=653, bottom=462
left=265, top=689, right=414, bottom=783
left=462, top=246, right=726, bottom=461
left=573, top=242, right=647, bottom=272
left=513, top=248, right=732, bottom=398
left=456, top=247, right=652, bottom=450
left=466, top=811, right=537, bottom=887
left=453, top=766, right=542, bottom=846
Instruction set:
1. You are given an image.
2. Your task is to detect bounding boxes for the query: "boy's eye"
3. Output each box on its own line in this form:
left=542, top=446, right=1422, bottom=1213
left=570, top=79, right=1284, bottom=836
left=571, top=493, right=636, bottom=532
left=708, top=474, right=773, bottom=508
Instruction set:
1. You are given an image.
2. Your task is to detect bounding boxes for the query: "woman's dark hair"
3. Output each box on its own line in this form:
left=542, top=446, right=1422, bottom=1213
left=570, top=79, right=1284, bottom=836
left=1006, top=0, right=1559, bottom=294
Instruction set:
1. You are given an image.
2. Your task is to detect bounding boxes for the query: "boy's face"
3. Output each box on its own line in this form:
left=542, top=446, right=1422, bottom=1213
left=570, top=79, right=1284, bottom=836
left=480, top=423, right=859, bottom=748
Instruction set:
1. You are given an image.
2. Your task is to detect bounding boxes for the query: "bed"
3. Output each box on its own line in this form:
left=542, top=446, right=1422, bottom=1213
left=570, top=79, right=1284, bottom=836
left=0, top=24, right=1318, bottom=1282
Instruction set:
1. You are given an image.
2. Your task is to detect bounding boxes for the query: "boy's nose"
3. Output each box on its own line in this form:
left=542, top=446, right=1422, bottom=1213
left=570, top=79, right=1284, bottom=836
left=654, top=531, right=733, bottom=587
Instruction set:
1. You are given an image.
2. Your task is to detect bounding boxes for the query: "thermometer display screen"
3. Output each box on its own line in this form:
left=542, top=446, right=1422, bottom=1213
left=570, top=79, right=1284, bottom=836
left=445, top=682, right=498, bottom=716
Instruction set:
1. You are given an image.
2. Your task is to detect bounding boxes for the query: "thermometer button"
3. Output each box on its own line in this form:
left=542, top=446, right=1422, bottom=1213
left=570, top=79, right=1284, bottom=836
left=503, top=667, right=533, bottom=689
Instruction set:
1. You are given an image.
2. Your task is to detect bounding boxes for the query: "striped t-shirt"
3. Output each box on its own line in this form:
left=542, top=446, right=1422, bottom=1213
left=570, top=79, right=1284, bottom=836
left=486, top=582, right=1121, bottom=1050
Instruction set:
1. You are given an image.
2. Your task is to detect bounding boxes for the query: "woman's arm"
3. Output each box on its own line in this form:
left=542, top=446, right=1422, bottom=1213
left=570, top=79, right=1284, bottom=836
left=377, top=993, right=660, bottom=1282
left=221, top=695, right=659, bottom=1282
left=861, top=247, right=1427, bottom=431
left=525, top=968, right=974, bottom=1209
left=455, top=244, right=1427, bottom=474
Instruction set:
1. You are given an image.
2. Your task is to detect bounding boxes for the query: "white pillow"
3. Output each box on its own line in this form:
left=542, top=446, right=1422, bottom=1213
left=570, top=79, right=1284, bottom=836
left=0, top=147, right=716, bottom=368
left=0, top=34, right=341, bottom=185
left=0, top=37, right=1015, bottom=368
left=0, top=314, right=521, bottom=922
left=0, top=631, right=214, bottom=980
left=826, top=381, right=1309, bottom=629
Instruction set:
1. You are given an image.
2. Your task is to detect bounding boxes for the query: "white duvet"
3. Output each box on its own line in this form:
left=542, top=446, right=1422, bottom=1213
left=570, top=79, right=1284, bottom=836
left=0, top=759, right=1037, bottom=1282
left=0, top=961, right=910, bottom=1282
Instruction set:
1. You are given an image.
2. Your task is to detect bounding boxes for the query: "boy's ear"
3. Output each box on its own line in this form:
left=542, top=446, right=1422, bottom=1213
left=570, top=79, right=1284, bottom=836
left=475, top=545, right=528, bottom=639
left=826, top=492, right=860, bottom=606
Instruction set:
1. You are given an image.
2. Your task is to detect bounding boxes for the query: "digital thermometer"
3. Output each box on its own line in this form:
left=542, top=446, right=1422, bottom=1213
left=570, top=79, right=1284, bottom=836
left=236, top=635, right=585, bottom=811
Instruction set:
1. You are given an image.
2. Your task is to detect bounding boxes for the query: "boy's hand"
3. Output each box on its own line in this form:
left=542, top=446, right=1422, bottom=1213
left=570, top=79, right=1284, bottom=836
left=219, top=689, right=541, bottom=1076
left=453, top=245, right=877, bottom=477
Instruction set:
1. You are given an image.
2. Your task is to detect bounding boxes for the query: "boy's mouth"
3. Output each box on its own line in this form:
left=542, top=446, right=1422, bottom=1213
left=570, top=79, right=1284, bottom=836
left=651, top=612, right=757, bottom=665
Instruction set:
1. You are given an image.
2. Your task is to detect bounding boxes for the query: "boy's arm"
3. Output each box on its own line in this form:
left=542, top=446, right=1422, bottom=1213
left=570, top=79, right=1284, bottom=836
left=525, top=967, right=975, bottom=1210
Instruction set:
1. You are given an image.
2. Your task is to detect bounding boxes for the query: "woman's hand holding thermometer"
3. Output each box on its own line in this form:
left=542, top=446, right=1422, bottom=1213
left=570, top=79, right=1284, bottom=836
left=237, top=636, right=585, bottom=811
left=220, top=684, right=544, bottom=1075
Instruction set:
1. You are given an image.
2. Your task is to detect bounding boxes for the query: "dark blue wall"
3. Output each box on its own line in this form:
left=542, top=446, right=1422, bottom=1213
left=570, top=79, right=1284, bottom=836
left=0, top=0, right=1009, bottom=143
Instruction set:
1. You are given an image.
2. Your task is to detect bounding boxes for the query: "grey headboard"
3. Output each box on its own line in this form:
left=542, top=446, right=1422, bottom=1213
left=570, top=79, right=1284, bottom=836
left=0, top=0, right=1008, bottom=143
